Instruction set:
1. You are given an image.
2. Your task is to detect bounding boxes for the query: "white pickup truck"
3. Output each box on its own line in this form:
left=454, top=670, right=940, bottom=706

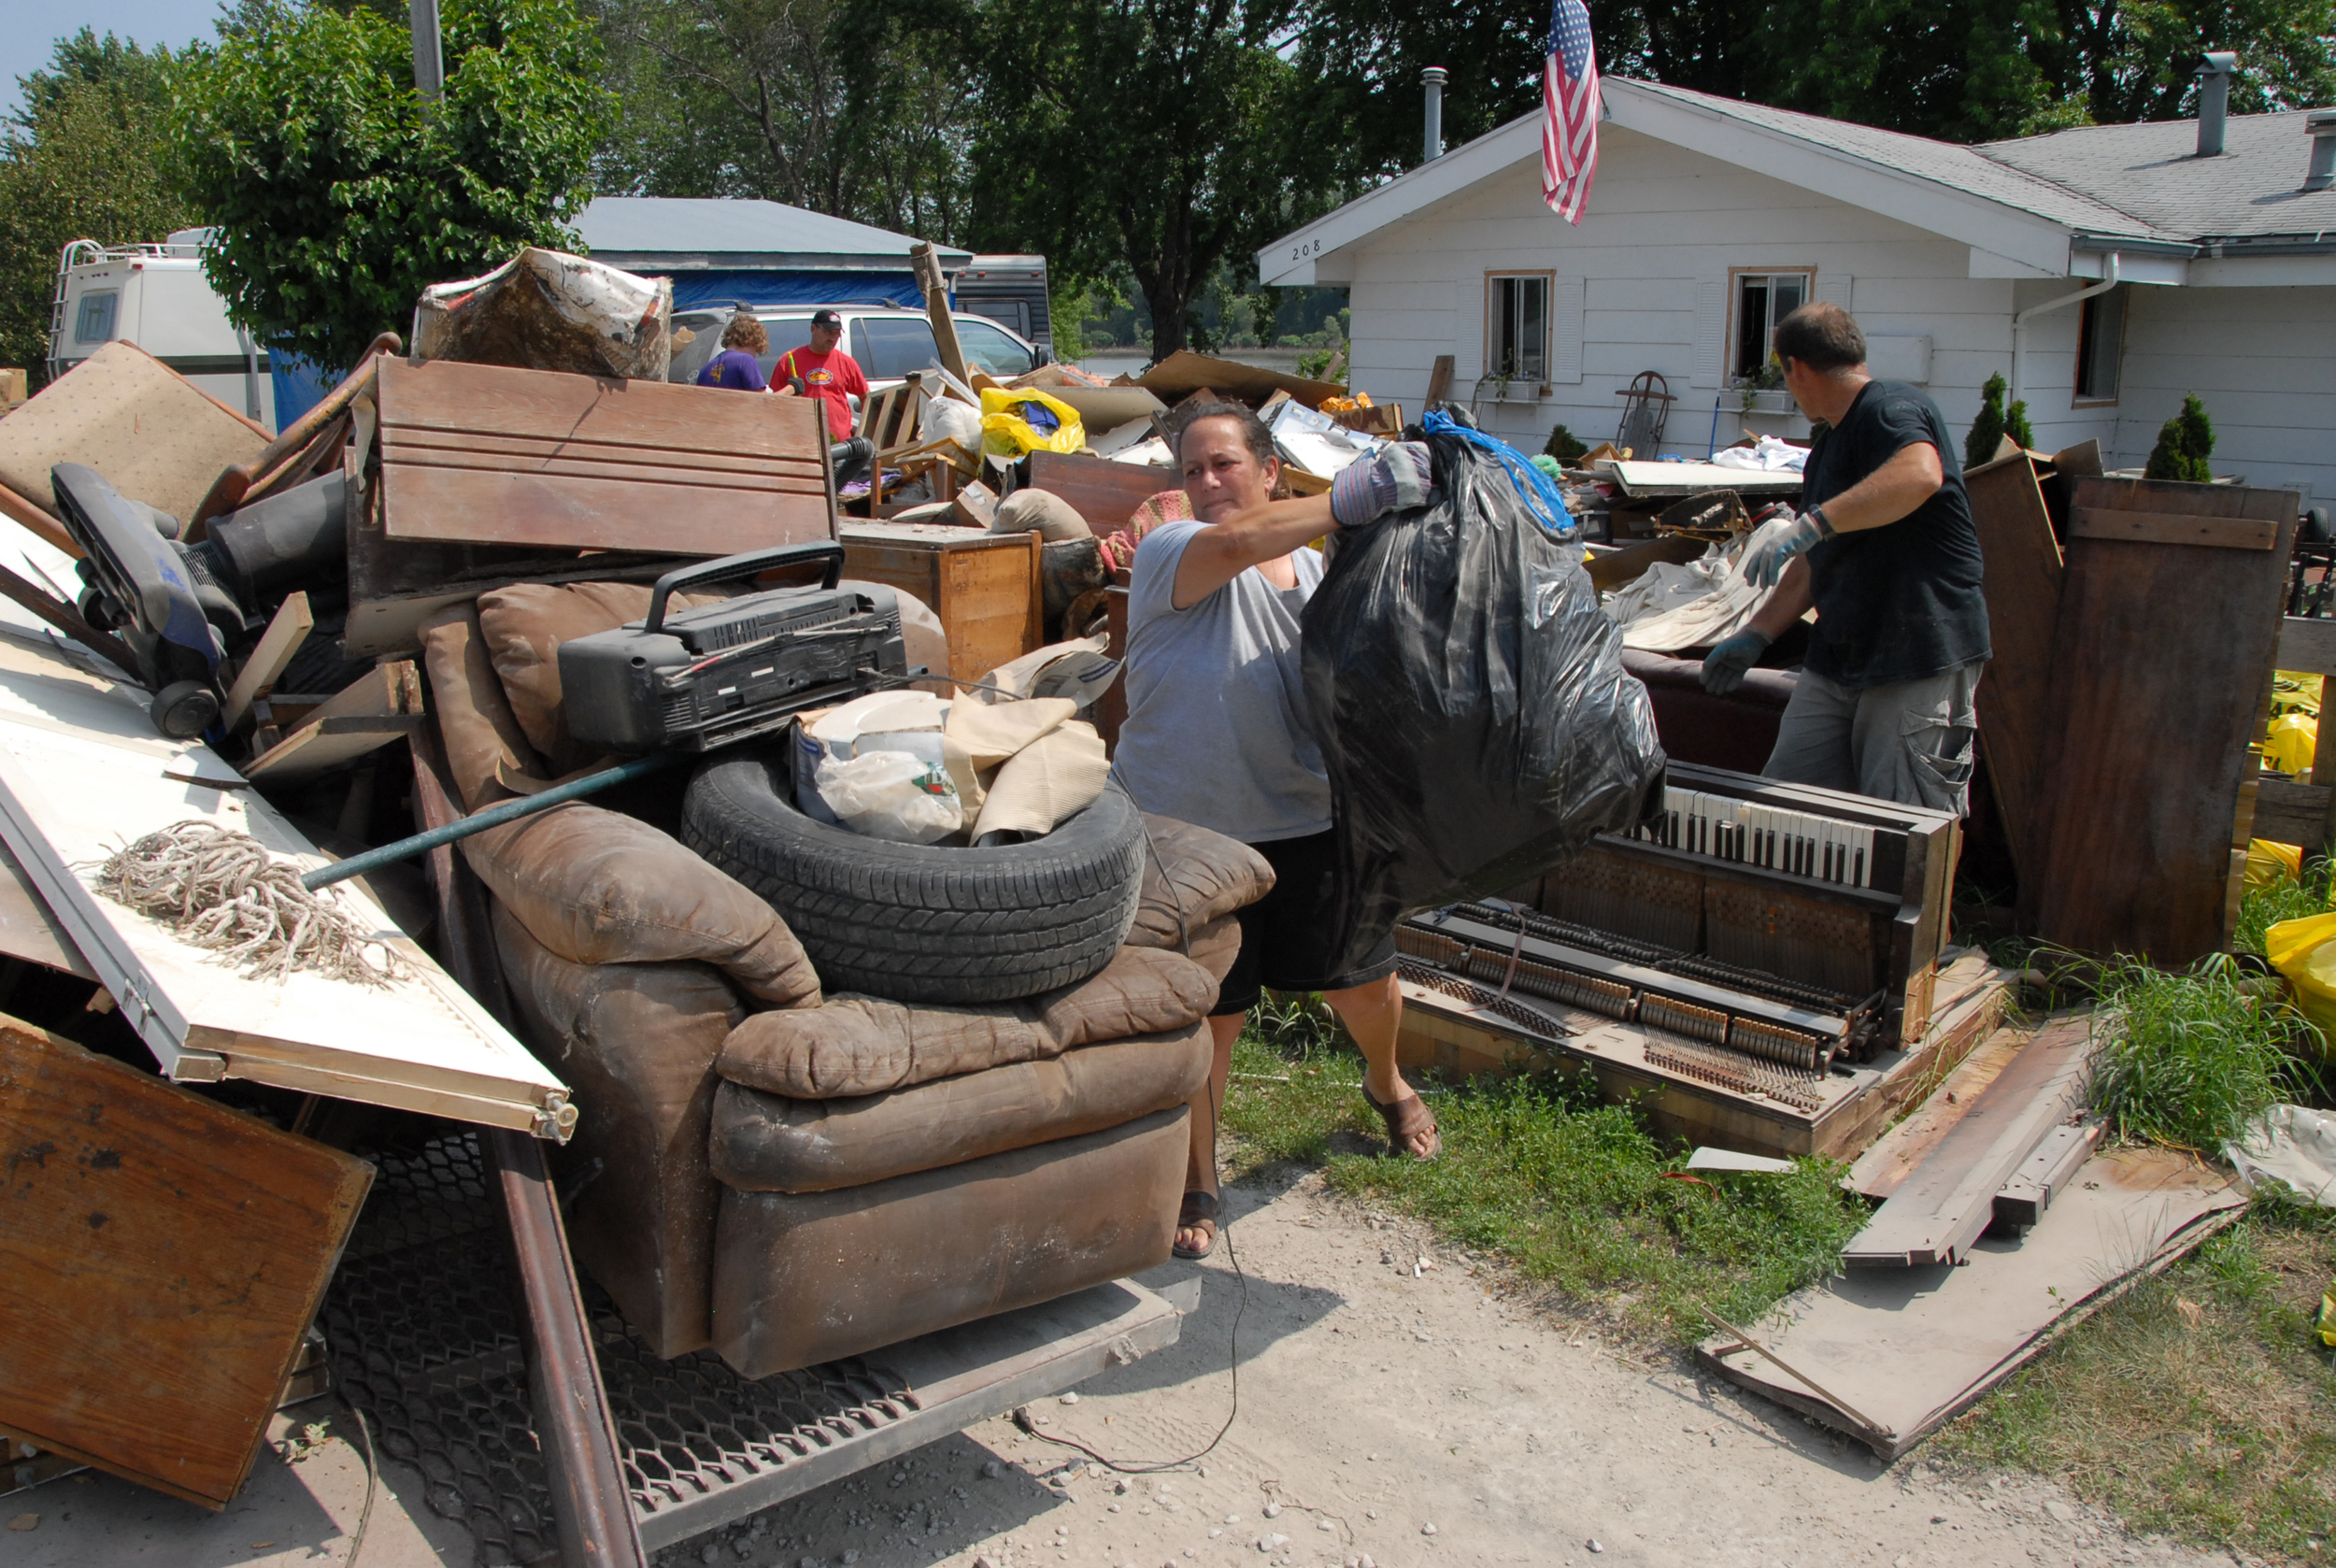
left=48, top=228, right=274, bottom=429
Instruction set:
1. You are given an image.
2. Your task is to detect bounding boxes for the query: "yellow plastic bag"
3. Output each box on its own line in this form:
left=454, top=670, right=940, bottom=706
left=2264, top=911, right=2336, bottom=1048
left=2247, top=838, right=2304, bottom=892
left=2264, top=711, right=2319, bottom=775
left=978, top=388, right=1085, bottom=462
left=2273, top=670, right=2323, bottom=719
left=2319, top=1285, right=2336, bottom=1348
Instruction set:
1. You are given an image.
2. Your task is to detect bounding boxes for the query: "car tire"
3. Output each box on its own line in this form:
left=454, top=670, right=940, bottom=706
left=682, top=744, right=1145, bottom=1005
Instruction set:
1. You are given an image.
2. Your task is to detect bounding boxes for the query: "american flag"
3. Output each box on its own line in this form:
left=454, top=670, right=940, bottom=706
left=1541, top=0, right=1602, bottom=223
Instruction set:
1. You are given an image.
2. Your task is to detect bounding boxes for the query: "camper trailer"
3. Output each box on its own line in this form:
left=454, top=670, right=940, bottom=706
left=48, top=230, right=273, bottom=430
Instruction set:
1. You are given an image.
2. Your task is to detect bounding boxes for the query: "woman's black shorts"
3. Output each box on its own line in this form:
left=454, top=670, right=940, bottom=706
left=1210, top=828, right=1399, bottom=1018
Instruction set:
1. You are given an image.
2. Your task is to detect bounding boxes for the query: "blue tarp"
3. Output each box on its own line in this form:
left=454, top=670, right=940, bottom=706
left=269, top=353, right=335, bottom=435
left=667, top=270, right=923, bottom=311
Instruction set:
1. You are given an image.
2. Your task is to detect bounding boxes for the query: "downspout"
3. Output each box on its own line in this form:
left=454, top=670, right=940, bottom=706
left=2010, top=251, right=2119, bottom=407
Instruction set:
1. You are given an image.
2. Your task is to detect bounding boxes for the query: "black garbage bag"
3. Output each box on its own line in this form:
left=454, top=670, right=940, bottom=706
left=1302, top=417, right=1667, bottom=976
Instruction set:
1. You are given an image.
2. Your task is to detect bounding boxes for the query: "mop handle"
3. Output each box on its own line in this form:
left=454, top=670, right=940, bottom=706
left=299, top=753, right=679, bottom=892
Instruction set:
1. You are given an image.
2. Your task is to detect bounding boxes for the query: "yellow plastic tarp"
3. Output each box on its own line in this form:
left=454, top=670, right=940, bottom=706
left=978, top=388, right=1085, bottom=462
left=2265, top=910, right=2336, bottom=1050
left=2247, top=838, right=2304, bottom=892
left=2273, top=670, right=2323, bottom=720
left=2264, top=711, right=2319, bottom=775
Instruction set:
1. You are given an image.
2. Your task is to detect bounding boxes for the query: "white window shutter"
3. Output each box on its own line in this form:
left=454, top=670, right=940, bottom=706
left=1553, top=277, right=1584, bottom=384
left=1816, top=272, right=1852, bottom=310
left=1691, top=278, right=1724, bottom=389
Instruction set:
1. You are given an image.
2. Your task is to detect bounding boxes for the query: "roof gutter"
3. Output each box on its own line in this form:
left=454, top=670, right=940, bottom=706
left=2011, top=251, right=2118, bottom=406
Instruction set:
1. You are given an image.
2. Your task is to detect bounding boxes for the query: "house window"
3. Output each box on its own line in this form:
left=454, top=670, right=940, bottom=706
left=2074, top=286, right=2125, bottom=403
left=1487, top=274, right=1550, bottom=381
left=1732, top=270, right=1811, bottom=381
left=74, top=291, right=119, bottom=345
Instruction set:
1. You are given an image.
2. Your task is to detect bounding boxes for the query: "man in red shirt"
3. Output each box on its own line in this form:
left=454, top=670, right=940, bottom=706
left=775, top=309, right=869, bottom=439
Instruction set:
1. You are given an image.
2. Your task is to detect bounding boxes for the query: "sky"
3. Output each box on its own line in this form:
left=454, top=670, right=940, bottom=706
left=2, top=0, right=224, bottom=118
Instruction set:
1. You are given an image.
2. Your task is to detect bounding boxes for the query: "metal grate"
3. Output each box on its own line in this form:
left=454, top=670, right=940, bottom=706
left=322, top=1128, right=916, bottom=1566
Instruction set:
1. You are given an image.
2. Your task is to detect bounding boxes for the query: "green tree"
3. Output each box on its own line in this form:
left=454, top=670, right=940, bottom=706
left=1966, top=371, right=2011, bottom=467
left=0, top=31, right=197, bottom=388
left=2006, top=397, right=2035, bottom=451
left=173, top=0, right=609, bottom=375
left=2145, top=392, right=2215, bottom=480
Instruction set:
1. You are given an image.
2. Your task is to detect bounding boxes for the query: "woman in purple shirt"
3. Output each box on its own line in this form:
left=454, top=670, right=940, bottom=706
left=696, top=314, right=769, bottom=391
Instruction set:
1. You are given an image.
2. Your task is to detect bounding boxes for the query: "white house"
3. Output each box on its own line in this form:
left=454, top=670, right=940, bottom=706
left=1261, top=77, right=2336, bottom=499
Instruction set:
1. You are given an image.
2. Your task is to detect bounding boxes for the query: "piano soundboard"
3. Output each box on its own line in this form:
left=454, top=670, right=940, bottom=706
left=1398, top=762, right=1960, bottom=1109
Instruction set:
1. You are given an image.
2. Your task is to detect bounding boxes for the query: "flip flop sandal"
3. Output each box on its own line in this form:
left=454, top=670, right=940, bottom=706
left=1173, top=1190, right=1218, bottom=1261
left=1362, top=1082, right=1442, bottom=1161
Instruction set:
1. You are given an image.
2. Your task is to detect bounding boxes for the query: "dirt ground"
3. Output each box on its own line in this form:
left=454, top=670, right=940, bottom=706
left=10, top=1165, right=2249, bottom=1568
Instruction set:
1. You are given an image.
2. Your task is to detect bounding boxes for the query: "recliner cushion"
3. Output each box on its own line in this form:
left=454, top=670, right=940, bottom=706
left=716, top=944, right=1217, bottom=1099
left=1125, top=814, right=1275, bottom=950
left=709, top=1020, right=1209, bottom=1192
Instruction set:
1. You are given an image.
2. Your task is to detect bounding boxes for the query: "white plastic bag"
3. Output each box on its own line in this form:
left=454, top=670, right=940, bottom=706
left=815, top=748, right=962, bottom=844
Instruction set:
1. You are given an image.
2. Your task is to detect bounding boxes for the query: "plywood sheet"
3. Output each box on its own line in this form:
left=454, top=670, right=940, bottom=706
left=1962, top=454, right=2063, bottom=880
left=376, top=356, right=834, bottom=556
left=1027, top=450, right=1177, bottom=532
left=2021, top=479, right=2298, bottom=961
left=0, top=1016, right=371, bottom=1505
left=1699, top=1147, right=2243, bottom=1458
left=0, top=630, right=570, bottom=1134
left=0, top=342, right=265, bottom=529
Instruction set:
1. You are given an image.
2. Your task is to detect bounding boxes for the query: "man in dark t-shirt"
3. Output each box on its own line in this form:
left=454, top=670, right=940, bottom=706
left=1702, top=303, right=1991, bottom=814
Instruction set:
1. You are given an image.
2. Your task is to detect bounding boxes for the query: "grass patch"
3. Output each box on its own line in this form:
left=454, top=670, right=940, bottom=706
left=2235, top=871, right=2328, bottom=958
left=1937, top=1203, right=2336, bottom=1561
left=2087, top=953, right=2319, bottom=1152
left=1218, top=1001, right=1865, bottom=1343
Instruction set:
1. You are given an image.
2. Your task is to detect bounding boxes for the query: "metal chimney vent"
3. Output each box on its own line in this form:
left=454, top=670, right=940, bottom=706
left=1422, top=67, right=1448, bottom=164
left=2195, top=51, right=2237, bottom=157
left=2307, top=110, right=2336, bottom=191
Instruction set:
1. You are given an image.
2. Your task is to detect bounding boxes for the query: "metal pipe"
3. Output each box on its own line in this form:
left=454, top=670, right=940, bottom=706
left=409, top=0, right=445, bottom=101
left=2010, top=252, right=2119, bottom=407
left=300, top=751, right=677, bottom=891
left=237, top=327, right=262, bottom=424
left=2307, top=111, right=2336, bottom=192
left=2195, top=51, right=2236, bottom=157
left=1422, top=67, right=1447, bottom=164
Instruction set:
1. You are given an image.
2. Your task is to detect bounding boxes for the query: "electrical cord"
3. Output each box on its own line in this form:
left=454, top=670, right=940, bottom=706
left=341, top=1402, right=378, bottom=1565
left=1007, top=768, right=1249, bottom=1475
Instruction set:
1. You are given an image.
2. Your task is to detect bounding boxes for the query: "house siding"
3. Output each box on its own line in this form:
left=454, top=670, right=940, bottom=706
left=1336, top=125, right=2332, bottom=496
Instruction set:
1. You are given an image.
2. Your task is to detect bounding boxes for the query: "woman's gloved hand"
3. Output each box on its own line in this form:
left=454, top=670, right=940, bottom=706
left=1329, top=441, right=1435, bottom=530
left=1701, top=627, right=1773, bottom=694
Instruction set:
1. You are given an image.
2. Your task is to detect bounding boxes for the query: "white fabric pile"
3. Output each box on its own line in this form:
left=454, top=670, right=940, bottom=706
left=1709, top=435, right=1807, bottom=473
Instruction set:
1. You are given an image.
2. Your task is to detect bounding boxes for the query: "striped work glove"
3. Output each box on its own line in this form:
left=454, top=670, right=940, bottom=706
left=1328, top=441, right=1435, bottom=530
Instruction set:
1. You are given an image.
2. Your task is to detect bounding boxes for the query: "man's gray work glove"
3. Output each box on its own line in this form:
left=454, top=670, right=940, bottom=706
left=1739, top=506, right=1834, bottom=588
left=1701, top=627, right=1773, bottom=695
left=1329, top=441, right=1434, bottom=530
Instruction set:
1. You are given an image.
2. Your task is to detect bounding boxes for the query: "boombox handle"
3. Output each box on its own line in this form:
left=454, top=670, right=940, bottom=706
left=643, top=541, right=848, bottom=635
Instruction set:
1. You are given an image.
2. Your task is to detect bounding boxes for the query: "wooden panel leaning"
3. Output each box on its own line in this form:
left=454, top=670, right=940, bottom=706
left=2020, top=477, right=2299, bottom=962
left=1961, top=452, right=2063, bottom=880
left=375, top=357, right=834, bottom=557
left=0, top=1016, right=372, bottom=1506
left=1026, top=450, right=1175, bottom=534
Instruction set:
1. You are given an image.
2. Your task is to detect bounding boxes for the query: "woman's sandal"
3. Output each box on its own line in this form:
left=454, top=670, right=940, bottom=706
left=1361, top=1082, right=1442, bottom=1161
left=1173, top=1190, right=1218, bottom=1260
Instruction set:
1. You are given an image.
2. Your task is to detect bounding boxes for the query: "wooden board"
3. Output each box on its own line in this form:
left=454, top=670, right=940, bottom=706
left=841, top=522, right=1042, bottom=686
left=1699, top=1147, right=2243, bottom=1459
left=243, top=661, right=423, bottom=785
left=1026, top=450, right=1175, bottom=533
left=1962, top=453, right=2063, bottom=880
left=1844, top=1020, right=2031, bottom=1201
left=221, top=591, right=313, bottom=731
left=0, top=1015, right=371, bottom=1506
left=376, top=357, right=834, bottom=556
left=1844, top=1017, right=2091, bottom=1266
left=2022, top=478, right=2299, bottom=962
left=0, top=629, right=572, bottom=1134
left=2069, top=507, right=2280, bottom=550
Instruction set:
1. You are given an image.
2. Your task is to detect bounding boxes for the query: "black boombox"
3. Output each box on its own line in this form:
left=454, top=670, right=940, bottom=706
left=560, top=543, right=910, bottom=754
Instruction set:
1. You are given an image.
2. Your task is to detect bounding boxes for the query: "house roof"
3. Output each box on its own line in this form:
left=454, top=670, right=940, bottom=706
left=576, top=197, right=970, bottom=273
left=1260, top=78, right=2336, bottom=285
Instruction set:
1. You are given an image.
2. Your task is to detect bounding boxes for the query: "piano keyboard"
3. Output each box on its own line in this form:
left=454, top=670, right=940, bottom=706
left=1624, top=786, right=1878, bottom=890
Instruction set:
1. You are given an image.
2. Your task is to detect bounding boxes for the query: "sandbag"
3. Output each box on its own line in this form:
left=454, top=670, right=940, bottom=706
left=991, top=489, right=1091, bottom=542
left=1302, top=417, right=1666, bottom=975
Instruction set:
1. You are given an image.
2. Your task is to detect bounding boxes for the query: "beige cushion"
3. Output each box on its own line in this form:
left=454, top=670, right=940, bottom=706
left=1125, top=814, right=1275, bottom=949
left=419, top=603, right=542, bottom=810
left=709, top=1021, right=1208, bottom=1192
left=717, top=944, right=1218, bottom=1099
left=991, top=488, right=1090, bottom=541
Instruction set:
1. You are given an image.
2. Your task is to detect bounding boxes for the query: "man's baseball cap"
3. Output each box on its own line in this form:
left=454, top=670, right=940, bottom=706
left=810, top=308, right=842, bottom=329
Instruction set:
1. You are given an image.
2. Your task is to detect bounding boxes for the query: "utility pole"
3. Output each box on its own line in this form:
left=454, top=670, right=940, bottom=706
left=410, top=0, right=444, bottom=101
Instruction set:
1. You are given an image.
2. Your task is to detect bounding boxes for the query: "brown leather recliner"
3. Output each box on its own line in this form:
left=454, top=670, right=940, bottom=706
left=420, top=581, right=1270, bottom=1376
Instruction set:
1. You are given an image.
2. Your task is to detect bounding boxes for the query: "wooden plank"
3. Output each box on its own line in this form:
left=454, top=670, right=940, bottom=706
left=1963, top=453, right=2063, bottom=880
left=0, top=634, right=571, bottom=1133
left=2250, top=777, right=2328, bottom=849
left=221, top=591, right=313, bottom=731
left=1991, top=1121, right=2099, bottom=1229
left=244, top=661, right=421, bottom=786
left=1845, top=1021, right=2031, bottom=1200
left=380, top=464, right=835, bottom=555
left=1425, top=355, right=1456, bottom=405
left=383, top=432, right=824, bottom=487
left=378, top=356, right=828, bottom=461
left=2022, top=478, right=2300, bottom=962
left=1844, top=1018, right=2092, bottom=1266
left=1026, top=450, right=1175, bottom=533
left=2069, top=506, right=2280, bottom=550
left=2275, top=614, right=2336, bottom=675
left=0, top=1015, right=371, bottom=1506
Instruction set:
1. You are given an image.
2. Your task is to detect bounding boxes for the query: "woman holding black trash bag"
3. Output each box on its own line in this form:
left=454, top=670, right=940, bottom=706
left=1114, top=401, right=1440, bottom=1260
